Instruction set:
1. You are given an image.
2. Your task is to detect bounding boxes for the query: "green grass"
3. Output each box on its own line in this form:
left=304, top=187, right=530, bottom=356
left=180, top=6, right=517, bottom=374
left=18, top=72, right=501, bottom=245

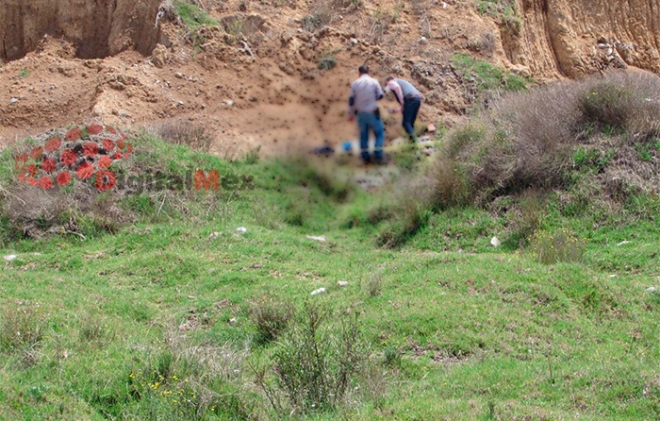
left=173, top=0, right=218, bottom=31
left=1, top=134, right=660, bottom=419
left=453, top=53, right=529, bottom=93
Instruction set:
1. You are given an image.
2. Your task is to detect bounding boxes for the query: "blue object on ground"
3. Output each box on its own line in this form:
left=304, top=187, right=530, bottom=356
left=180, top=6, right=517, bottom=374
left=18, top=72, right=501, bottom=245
left=342, top=141, right=353, bottom=152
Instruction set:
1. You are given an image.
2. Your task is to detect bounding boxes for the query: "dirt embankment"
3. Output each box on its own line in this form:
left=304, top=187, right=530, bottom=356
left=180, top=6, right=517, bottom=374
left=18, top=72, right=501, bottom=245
left=0, top=0, right=659, bottom=155
left=0, top=0, right=162, bottom=61
left=504, top=0, right=660, bottom=78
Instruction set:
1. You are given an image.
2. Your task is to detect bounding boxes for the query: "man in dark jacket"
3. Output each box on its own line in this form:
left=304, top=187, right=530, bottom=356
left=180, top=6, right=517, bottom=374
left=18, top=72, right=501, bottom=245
left=385, top=77, right=423, bottom=141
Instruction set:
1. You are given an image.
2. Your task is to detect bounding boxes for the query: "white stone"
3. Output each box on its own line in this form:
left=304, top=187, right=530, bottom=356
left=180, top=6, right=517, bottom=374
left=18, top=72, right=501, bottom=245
left=490, top=237, right=500, bottom=247
left=236, top=227, right=247, bottom=233
left=3, top=255, right=17, bottom=262
left=617, top=241, right=630, bottom=246
left=10, top=98, right=18, bottom=104
left=311, top=287, right=326, bottom=296
left=419, top=37, right=428, bottom=44
left=337, top=281, right=349, bottom=287
left=306, top=235, right=326, bottom=242
left=646, top=287, right=657, bottom=293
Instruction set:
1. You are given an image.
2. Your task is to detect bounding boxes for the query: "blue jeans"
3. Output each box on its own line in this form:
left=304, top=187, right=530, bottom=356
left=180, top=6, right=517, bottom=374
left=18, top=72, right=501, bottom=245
left=403, top=97, right=422, bottom=140
left=357, top=111, right=384, bottom=162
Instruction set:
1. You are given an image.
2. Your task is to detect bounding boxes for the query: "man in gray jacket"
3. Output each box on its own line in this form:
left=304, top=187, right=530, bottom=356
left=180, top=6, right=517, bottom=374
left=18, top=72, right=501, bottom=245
left=348, top=65, right=385, bottom=164
left=385, top=77, right=423, bottom=141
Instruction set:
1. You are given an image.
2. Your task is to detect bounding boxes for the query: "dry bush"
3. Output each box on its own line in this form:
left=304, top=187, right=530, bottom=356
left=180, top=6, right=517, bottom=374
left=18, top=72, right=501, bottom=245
left=249, top=299, right=294, bottom=345
left=376, top=174, right=434, bottom=248
left=149, top=120, right=213, bottom=152
left=424, top=156, right=473, bottom=208
left=578, top=70, right=660, bottom=139
left=444, top=71, right=660, bottom=200
left=4, top=182, right=130, bottom=239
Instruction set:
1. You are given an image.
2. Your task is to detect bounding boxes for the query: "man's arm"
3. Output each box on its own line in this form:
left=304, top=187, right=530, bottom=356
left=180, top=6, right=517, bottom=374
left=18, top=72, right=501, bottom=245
left=388, top=80, right=405, bottom=107
left=375, top=81, right=384, bottom=101
left=347, top=85, right=356, bottom=121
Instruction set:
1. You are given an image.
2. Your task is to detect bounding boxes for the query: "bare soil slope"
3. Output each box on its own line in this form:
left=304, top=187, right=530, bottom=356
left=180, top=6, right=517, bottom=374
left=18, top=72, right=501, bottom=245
left=1, top=0, right=659, bottom=155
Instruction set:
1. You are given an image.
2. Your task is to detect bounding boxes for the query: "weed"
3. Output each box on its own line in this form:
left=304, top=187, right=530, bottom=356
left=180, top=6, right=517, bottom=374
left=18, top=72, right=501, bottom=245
left=383, top=344, right=401, bottom=366
left=301, top=14, right=323, bottom=32
left=318, top=54, right=338, bottom=71
left=243, top=145, right=261, bottom=164
left=79, top=311, right=107, bottom=344
left=527, top=229, right=585, bottom=264
left=366, top=272, right=383, bottom=297
left=18, top=69, right=29, bottom=78
left=173, top=0, right=218, bottom=31
left=0, top=305, right=42, bottom=352
left=249, top=299, right=294, bottom=345
left=149, top=120, right=213, bottom=152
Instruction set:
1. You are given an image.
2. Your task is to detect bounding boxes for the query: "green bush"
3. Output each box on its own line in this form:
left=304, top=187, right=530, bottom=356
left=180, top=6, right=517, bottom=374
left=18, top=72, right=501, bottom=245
left=264, top=301, right=366, bottom=413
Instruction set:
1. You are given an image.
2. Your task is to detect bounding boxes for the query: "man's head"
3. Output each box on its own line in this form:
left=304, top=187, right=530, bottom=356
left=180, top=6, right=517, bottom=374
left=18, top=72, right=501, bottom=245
left=384, top=76, right=395, bottom=93
left=358, top=65, right=369, bottom=75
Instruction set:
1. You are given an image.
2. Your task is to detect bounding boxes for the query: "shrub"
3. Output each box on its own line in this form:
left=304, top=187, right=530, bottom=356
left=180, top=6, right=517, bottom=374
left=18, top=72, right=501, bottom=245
left=579, top=82, right=632, bottom=128
left=318, top=54, right=337, bottom=71
left=263, top=301, right=366, bottom=413
left=578, top=70, right=660, bottom=139
left=250, top=300, right=294, bottom=346
left=301, top=14, right=323, bottom=32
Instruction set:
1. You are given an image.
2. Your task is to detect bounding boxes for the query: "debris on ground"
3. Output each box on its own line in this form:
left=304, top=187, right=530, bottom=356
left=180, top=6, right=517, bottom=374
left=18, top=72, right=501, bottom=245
left=310, top=287, right=327, bottom=296
left=311, top=146, right=334, bottom=156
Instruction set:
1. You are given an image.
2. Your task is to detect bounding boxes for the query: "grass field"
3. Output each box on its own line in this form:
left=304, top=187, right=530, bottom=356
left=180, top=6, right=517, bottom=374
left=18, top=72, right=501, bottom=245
left=2, top=73, right=660, bottom=419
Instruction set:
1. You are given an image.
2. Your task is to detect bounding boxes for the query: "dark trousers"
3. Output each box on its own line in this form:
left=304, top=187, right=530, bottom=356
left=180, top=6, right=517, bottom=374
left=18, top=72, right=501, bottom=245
left=402, top=97, right=422, bottom=140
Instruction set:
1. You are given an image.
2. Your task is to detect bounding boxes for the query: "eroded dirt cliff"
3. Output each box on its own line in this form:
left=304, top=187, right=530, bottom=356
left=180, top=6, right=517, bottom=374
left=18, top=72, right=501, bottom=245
left=0, top=0, right=162, bottom=61
left=505, top=0, right=660, bottom=78
left=0, top=0, right=659, bottom=153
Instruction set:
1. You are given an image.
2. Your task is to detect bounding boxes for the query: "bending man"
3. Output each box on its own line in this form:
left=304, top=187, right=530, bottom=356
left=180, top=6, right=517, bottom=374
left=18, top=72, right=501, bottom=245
left=385, top=77, right=423, bottom=141
left=348, top=65, right=385, bottom=164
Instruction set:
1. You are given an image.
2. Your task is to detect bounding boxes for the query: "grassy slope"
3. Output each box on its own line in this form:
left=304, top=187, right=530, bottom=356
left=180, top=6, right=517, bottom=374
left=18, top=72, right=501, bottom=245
left=1, top=135, right=660, bottom=420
